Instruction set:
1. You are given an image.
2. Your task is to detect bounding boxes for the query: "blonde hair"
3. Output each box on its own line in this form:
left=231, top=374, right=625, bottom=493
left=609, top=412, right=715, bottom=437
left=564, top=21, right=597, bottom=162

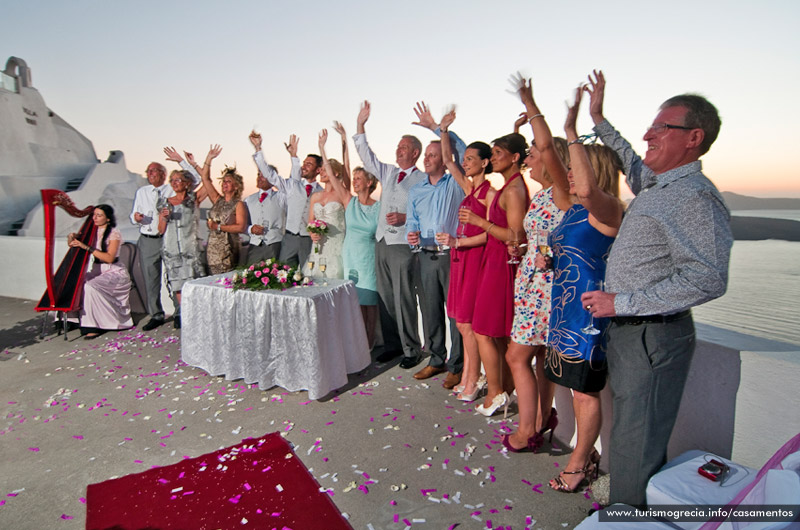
left=219, top=166, right=244, bottom=200
left=353, top=167, right=378, bottom=194
left=586, top=144, right=622, bottom=198
left=541, top=137, right=571, bottom=183
left=328, top=158, right=350, bottom=191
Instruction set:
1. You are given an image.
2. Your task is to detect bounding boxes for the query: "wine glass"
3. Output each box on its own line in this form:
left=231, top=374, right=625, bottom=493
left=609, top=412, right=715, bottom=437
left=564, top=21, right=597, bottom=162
left=319, top=257, right=328, bottom=285
left=537, top=229, right=550, bottom=257
left=507, top=228, right=521, bottom=265
left=581, top=279, right=604, bottom=335
left=386, top=205, right=398, bottom=234
left=436, top=222, right=449, bottom=256
left=407, top=220, right=422, bottom=253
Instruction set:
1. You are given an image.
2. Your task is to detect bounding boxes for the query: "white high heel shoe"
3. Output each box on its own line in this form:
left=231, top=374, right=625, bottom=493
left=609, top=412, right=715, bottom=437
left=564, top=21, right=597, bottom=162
left=476, top=392, right=509, bottom=419
left=457, top=378, right=487, bottom=402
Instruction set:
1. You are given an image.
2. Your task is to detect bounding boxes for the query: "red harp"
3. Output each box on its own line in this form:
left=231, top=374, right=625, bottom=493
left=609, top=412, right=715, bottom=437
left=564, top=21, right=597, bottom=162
left=35, top=190, right=95, bottom=336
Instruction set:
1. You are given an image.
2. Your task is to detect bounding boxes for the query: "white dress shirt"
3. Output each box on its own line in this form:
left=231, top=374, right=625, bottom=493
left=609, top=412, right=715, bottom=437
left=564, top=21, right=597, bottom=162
left=352, top=133, right=426, bottom=245
left=130, top=183, right=175, bottom=236
left=243, top=188, right=287, bottom=246
left=253, top=152, right=321, bottom=236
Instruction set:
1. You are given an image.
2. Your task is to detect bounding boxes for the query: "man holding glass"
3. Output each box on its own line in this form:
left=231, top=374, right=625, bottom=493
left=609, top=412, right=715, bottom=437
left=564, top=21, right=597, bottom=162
left=353, top=100, right=426, bottom=369
left=130, top=162, right=170, bottom=331
left=406, top=138, right=465, bottom=387
left=580, top=71, right=733, bottom=508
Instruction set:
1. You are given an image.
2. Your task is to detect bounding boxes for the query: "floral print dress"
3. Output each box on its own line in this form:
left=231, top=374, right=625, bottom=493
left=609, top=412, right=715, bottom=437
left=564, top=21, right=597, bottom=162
left=510, top=187, right=565, bottom=346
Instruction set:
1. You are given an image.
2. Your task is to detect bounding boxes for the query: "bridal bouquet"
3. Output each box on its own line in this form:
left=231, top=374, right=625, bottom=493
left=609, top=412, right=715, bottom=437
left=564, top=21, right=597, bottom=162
left=220, top=258, right=312, bottom=291
left=306, top=219, right=328, bottom=253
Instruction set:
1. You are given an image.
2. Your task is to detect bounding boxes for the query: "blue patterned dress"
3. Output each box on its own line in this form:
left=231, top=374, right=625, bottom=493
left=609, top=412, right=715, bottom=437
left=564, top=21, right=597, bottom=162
left=545, top=204, right=615, bottom=393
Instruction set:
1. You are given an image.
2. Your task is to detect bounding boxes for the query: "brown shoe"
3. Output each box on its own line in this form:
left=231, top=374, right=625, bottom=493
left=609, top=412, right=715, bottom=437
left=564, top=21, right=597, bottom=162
left=413, top=365, right=446, bottom=380
left=442, top=371, right=462, bottom=389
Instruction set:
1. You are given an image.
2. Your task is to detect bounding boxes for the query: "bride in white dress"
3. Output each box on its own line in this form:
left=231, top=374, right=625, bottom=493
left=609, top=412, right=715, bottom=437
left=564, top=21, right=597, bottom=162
left=302, top=128, right=352, bottom=279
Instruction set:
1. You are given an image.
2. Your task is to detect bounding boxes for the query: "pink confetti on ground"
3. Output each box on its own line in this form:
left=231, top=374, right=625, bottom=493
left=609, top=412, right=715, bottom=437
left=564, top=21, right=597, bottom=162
left=60, top=514, right=73, bottom=520
left=28, top=447, right=39, bottom=452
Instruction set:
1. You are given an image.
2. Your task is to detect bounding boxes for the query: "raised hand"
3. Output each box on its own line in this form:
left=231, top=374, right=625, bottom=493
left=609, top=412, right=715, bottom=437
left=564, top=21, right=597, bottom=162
left=509, top=72, right=536, bottom=109
left=513, top=112, right=528, bottom=133
left=357, top=100, right=371, bottom=128
left=249, top=130, right=263, bottom=151
left=184, top=151, right=196, bottom=166
left=412, top=101, right=436, bottom=130
left=207, top=144, right=222, bottom=160
left=318, top=129, right=328, bottom=149
left=332, top=120, right=346, bottom=138
left=284, top=134, right=299, bottom=157
left=163, top=146, right=183, bottom=163
left=585, top=69, right=605, bottom=124
left=565, top=84, right=584, bottom=136
left=440, top=107, right=456, bottom=131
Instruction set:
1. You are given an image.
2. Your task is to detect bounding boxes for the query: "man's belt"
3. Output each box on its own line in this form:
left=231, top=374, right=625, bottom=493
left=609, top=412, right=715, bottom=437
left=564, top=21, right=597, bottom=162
left=140, top=233, right=162, bottom=239
left=611, top=310, right=691, bottom=326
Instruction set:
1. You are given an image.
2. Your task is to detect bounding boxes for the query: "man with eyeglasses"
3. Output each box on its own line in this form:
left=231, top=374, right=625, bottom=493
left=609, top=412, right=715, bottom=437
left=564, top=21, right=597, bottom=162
left=580, top=70, right=732, bottom=508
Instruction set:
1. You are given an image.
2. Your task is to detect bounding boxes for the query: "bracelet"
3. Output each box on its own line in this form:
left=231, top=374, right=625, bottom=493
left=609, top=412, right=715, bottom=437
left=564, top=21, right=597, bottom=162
left=568, top=138, right=583, bottom=146
left=217, top=225, right=222, bottom=233
left=486, top=222, right=494, bottom=234
left=455, top=238, right=459, bottom=249
left=528, top=113, right=544, bottom=122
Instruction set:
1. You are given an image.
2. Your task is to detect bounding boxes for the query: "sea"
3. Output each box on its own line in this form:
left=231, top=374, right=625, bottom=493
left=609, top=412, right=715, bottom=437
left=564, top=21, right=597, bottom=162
left=691, top=210, right=800, bottom=346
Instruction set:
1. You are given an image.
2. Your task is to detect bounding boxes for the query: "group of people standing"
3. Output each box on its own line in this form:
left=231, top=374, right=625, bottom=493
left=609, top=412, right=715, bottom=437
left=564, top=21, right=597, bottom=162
left=68, top=68, right=732, bottom=508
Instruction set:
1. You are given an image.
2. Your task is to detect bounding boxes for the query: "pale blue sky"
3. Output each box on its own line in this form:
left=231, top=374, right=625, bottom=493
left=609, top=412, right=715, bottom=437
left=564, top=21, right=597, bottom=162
left=4, top=0, right=799, bottom=196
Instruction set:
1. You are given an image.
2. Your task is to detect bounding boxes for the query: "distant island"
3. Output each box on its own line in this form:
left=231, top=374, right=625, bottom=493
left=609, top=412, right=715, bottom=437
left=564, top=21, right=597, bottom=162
left=722, top=192, right=800, bottom=241
left=722, top=192, right=800, bottom=210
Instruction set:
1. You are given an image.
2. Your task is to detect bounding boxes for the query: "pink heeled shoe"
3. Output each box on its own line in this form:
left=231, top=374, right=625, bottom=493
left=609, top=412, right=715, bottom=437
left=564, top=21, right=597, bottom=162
left=501, top=432, right=544, bottom=453
left=539, top=407, right=558, bottom=443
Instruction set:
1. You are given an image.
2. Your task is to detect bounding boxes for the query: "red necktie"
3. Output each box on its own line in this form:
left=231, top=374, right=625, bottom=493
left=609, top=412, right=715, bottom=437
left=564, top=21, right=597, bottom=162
left=305, top=184, right=312, bottom=197
left=259, top=192, right=267, bottom=203
left=398, top=171, right=406, bottom=183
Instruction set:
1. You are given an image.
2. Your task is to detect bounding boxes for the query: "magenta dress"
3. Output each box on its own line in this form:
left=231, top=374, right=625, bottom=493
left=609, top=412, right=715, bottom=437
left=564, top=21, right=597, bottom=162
left=472, top=174, right=529, bottom=338
left=447, top=180, right=491, bottom=323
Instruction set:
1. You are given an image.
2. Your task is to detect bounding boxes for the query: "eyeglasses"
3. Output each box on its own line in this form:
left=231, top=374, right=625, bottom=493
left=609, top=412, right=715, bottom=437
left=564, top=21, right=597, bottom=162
left=647, top=123, right=695, bottom=134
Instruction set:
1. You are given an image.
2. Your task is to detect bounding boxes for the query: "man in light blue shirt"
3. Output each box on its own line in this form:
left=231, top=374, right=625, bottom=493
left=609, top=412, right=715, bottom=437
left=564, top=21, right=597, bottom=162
left=406, top=137, right=465, bottom=388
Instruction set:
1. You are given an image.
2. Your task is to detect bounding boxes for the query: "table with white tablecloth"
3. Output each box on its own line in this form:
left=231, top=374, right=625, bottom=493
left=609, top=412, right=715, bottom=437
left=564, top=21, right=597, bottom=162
left=181, top=276, right=370, bottom=400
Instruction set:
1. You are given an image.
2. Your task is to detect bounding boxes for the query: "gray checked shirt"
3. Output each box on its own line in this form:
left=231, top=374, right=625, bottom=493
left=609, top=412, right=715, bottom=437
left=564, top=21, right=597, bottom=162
left=594, top=119, right=733, bottom=316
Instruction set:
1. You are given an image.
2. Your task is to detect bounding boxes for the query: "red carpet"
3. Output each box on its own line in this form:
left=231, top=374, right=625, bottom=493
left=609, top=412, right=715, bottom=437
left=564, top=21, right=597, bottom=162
left=86, top=432, right=352, bottom=530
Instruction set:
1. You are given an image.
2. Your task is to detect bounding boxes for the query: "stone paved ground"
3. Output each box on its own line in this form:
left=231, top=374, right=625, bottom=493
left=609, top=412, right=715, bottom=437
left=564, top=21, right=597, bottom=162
left=0, top=296, right=601, bottom=529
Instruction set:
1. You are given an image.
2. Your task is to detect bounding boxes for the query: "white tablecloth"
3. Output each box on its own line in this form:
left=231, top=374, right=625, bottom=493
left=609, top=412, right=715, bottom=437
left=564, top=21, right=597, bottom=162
left=181, top=276, right=370, bottom=400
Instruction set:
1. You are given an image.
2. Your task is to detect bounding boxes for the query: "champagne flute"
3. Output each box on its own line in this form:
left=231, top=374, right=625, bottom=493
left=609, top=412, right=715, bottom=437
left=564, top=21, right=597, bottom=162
left=507, top=228, right=521, bottom=265
left=407, top=220, right=422, bottom=253
left=436, top=222, right=449, bottom=256
left=581, top=279, right=605, bottom=335
left=319, top=257, right=328, bottom=285
left=386, top=205, right=398, bottom=234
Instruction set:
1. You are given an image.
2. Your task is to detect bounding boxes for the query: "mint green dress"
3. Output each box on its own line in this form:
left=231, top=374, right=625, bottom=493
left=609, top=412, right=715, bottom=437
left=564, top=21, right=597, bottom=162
left=342, top=197, right=380, bottom=305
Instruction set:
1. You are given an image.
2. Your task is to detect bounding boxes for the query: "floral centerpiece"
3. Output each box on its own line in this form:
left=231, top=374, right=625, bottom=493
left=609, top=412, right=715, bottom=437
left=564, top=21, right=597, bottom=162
left=306, top=219, right=328, bottom=253
left=219, top=258, right=312, bottom=291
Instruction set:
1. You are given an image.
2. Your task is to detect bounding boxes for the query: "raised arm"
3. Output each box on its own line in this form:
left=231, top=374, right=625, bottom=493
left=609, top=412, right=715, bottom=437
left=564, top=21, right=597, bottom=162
left=512, top=73, right=570, bottom=210
left=586, top=69, right=653, bottom=194
left=164, top=146, right=201, bottom=188
left=564, top=86, right=623, bottom=230
left=196, top=145, right=223, bottom=204
left=332, top=121, right=352, bottom=190
left=439, top=110, right=471, bottom=195
left=318, top=129, right=351, bottom=205
left=352, top=100, right=397, bottom=182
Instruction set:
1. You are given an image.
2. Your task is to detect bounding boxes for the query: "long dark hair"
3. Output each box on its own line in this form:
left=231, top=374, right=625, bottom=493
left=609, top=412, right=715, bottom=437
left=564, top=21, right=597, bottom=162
left=95, top=204, right=117, bottom=252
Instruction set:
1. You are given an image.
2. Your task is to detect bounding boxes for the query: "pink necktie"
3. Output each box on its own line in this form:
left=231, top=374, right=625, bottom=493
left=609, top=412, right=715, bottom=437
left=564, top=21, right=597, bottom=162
left=398, top=171, right=406, bottom=183
left=305, top=184, right=312, bottom=197
left=259, top=192, right=267, bottom=203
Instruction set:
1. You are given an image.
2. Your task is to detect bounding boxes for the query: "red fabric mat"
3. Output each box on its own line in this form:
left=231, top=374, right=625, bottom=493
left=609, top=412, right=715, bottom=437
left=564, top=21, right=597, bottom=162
left=85, top=432, right=352, bottom=530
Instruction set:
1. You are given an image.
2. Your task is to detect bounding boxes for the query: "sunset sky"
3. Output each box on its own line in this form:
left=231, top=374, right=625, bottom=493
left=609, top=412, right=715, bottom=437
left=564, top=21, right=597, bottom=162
left=4, top=0, right=799, bottom=198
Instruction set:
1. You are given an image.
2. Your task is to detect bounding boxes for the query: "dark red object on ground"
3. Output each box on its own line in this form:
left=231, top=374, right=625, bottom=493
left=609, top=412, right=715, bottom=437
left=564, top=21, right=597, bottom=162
left=86, top=432, right=352, bottom=530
